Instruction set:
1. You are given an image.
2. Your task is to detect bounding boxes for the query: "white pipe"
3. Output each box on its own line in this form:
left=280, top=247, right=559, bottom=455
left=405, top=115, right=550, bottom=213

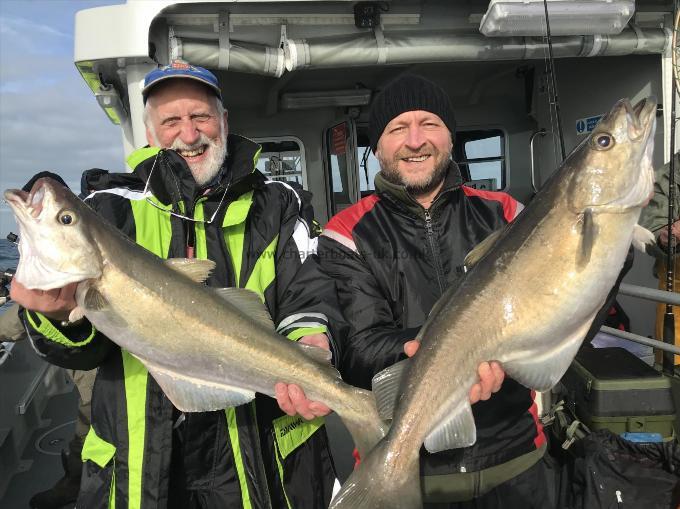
left=171, top=36, right=285, bottom=78
left=168, top=27, right=666, bottom=78
left=283, top=28, right=668, bottom=72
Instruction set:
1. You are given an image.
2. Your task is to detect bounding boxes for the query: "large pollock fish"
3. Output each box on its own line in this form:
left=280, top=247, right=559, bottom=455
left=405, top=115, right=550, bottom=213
left=330, top=97, right=658, bottom=508
left=4, top=179, right=387, bottom=458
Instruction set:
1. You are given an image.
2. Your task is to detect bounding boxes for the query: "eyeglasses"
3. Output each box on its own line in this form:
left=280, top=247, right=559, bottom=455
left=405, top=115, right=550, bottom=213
left=142, top=150, right=230, bottom=225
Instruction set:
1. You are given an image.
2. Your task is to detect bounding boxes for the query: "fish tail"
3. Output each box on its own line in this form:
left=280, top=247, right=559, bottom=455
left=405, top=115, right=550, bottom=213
left=336, top=387, right=388, bottom=458
left=329, top=440, right=421, bottom=509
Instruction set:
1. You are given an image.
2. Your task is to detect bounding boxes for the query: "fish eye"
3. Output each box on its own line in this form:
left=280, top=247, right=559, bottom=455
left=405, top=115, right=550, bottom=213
left=58, top=210, right=76, bottom=225
left=593, top=133, right=614, bottom=150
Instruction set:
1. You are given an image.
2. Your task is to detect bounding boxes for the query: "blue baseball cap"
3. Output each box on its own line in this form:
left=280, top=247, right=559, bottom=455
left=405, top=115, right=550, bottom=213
left=142, top=60, right=222, bottom=104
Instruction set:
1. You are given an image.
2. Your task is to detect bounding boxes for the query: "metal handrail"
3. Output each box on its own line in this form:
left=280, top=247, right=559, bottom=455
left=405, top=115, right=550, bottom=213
left=601, top=325, right=680, bottom=356
left=0, top=341, right=15, bottom=368
left=16, top=362, right=49, bottom=415
left=618, top=283, right=680, bottom=306
left=611, top=282, right=680, bottom=355
left=529, top=129, right=560, bottom=193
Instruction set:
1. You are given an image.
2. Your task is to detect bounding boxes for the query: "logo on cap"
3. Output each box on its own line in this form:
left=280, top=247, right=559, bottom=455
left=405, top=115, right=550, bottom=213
left=170, top=60, right=191, bottom=71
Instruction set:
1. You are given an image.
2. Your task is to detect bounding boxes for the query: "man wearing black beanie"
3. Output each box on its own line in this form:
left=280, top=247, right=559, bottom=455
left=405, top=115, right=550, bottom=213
left=318, top=74, right=554, bottom=507
left=368, top=74, right=457, bottom=206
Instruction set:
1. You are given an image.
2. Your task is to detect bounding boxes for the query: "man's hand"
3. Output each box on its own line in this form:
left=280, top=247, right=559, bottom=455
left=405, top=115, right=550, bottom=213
left=10, top=280, right=78, bottom=322
left=404, top=340, right=504, bottom=405
left=658, top=220, right=680, bottom=247
left=274, top=333, right=332, bottom=420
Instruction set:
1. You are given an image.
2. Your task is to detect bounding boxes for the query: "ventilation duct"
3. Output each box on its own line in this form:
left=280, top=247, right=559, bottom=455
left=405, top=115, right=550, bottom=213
left=170, top=34, right=284, bottom=78
left=168, top=27, right=667, bottom=77
left=283, top=28, right=667, bottom=72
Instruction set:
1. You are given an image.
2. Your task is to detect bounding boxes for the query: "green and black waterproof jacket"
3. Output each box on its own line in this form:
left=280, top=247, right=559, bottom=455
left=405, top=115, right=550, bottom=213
left=21, top=134, right=342, bottom=509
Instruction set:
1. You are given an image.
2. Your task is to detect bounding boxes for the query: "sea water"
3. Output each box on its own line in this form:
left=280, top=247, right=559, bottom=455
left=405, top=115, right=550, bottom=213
left=0, top=238, right=19, bottom=312
left=0, top=238, right=19, bottom=271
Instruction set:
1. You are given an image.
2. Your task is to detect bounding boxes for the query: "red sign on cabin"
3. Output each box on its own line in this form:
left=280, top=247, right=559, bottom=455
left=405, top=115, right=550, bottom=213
left=330, top=123, right=347, bottom=155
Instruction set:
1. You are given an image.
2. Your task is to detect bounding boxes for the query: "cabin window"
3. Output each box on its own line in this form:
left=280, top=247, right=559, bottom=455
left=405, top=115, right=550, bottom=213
left=254, top=137, right=306, bottom=188
left=356, top=128, right=507, bottom=194
left=454, top=129, right=506, bottom=191
left=357, top=133, right=381, bottom=199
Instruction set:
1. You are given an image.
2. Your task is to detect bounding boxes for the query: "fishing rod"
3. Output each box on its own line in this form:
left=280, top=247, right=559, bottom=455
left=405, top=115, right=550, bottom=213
left=663, top=3, right=680, bottom=376
left=542, top=0, right=567, bottom=162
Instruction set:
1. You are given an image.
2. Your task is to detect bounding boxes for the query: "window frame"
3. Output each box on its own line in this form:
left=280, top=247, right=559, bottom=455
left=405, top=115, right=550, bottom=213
left=454, top=127, right=508, bottom=191
left=252, top=135, right=308, bottom=189
left=322, top=119, right=359, bottom=216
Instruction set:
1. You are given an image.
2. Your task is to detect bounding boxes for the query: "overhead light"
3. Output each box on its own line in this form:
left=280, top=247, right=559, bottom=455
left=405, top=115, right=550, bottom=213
left=280, top=89, right=372, bottom=110
left=479, top=0, right=635, bottom=37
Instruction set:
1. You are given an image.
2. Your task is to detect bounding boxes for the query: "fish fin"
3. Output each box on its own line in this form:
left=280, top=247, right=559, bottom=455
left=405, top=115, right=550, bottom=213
left=144, top=359, right=255, bottom=412
left=165, top=258, right=216, bottom=283
left=213, top=288, right=275, bottom=329
left=632, top=224, right=656, bottom=253
left=502, top=319, right=592, bottom=392
left=372, top=359, right=410, bottom=421
left=295, top=341, right=333, bottom=364
left=424, top=401, right=477, bottom=453
left=578, top=208, right=597, bottom=267
left=464, top=228, right=504, bottom=269
left=84, top=287, right=107, bottom=311
left=329, top=440, right=421, bottom=509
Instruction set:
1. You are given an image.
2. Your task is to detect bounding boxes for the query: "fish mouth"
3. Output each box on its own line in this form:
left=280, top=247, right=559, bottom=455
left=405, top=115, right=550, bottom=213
left=626, top=97, right=656, bottom=142
left=594, top=97, right=657, bottom=212
left=4, top=188, right=42, bottom=221
left=4, top=178, right=56, bottom=221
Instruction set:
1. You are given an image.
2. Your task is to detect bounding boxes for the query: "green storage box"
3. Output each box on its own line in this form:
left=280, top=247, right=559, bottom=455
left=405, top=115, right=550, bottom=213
left=560, top=347, right=676, bottom=438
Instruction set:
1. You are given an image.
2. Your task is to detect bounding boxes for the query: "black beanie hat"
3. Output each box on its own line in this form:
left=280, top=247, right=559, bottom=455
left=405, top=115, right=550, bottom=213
left=368, top=74, right=456, bottom=152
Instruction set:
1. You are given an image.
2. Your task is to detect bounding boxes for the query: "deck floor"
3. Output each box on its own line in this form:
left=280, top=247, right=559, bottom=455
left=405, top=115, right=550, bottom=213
left=2, top=389, right=78, bottom=509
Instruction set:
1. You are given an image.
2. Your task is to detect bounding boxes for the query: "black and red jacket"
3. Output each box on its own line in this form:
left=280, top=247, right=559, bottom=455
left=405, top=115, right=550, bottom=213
left=317, top=161, right=545, bottom=474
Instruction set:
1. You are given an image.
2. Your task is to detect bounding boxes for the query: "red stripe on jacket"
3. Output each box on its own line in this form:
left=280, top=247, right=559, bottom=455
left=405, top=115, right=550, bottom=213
left=324, top=194, right=381, bottom=240
left=529, top=390, right=547, bottom=449
left=461, top=186, right=518, bottom=223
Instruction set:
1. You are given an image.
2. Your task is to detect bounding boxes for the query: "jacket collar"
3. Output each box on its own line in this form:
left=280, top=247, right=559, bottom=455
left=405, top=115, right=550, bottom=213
left=131, top=134, right=262, bottom=206
left=375, top=160, right=464, bottom=218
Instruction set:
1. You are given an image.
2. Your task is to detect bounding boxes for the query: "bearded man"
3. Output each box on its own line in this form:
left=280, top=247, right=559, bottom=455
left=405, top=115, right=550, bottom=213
left=317, top=74, right=556, bottom=507
left=12, top=61, right=342, bottom=509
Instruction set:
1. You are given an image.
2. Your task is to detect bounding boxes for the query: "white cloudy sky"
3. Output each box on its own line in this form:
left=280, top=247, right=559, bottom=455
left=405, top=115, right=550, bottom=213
left=0, top=0, right=125, bottom=236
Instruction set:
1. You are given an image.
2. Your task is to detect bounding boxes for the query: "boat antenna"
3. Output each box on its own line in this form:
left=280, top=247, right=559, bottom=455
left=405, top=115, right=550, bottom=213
left=663, top=2, right=680, bottom=375
left=542, top=0, right=566, bottom=161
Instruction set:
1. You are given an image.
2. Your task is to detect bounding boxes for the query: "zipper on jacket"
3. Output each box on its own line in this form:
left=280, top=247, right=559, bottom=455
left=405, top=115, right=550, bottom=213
left=424, top=209, right=446, bottom=295
left=185, top=200, right=197, bottom=258
left=185, top=223, right=195, bottom=258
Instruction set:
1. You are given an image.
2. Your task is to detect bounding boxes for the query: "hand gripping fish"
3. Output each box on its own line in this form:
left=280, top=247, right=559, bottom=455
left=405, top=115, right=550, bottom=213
left=4, top=178, right=387, bottom=458
left=330, top=97, right=658, bottom=509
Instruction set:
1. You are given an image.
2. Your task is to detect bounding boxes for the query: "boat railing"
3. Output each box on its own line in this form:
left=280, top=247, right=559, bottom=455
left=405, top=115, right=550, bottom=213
left=612, top=283, right=680, bottom=355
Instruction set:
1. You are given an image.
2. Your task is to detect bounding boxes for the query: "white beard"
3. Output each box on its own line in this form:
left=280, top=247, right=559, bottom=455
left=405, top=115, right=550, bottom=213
left=169, top=129, right=227, bottom=186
